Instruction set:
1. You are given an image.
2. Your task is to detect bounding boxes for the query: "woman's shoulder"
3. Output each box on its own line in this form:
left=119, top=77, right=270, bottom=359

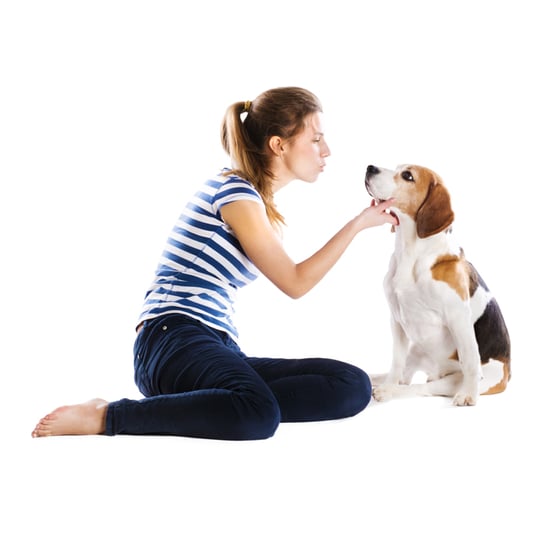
left=215, top=169, right=254, bottom=187
left=208, top=170, right=262, bottom=204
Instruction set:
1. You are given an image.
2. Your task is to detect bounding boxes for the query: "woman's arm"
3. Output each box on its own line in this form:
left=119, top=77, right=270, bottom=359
left=220, top=198, right=396, bottom=299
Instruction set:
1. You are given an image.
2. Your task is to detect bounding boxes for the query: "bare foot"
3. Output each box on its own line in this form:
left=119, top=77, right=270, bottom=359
left=31, top=398, right=109, bottom=438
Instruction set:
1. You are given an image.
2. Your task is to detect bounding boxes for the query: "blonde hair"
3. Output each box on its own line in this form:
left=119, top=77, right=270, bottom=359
left=220, top=86, right=323, bottom=227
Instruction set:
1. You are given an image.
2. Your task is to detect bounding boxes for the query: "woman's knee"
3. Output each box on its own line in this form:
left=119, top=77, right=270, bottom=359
left=336, top=364, right=372, bottom=417
left=233, top=392, right=281, bottom=440
left=351, top=367, right=372, bottom=412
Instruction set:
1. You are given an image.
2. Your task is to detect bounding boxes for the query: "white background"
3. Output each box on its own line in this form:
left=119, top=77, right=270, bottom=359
left=2, top=1, right=548, bottom=548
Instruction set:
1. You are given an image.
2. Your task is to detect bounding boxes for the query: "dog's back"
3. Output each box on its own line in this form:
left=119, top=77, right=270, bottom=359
left=468, top=263, right=511, bottom=394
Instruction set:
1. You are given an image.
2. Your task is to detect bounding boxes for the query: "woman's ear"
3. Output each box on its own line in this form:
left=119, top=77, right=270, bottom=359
left=268, top=136, right=284, bottom=157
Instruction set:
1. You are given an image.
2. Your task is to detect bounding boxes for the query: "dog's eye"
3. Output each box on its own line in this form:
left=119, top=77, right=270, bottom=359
left=401, top=171, right=414, bottom=182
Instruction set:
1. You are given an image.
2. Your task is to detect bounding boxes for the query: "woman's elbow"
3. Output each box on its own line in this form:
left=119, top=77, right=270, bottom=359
left=271, top=272, right=314, bottom=299
left=280, top=284, right=309, bottom=300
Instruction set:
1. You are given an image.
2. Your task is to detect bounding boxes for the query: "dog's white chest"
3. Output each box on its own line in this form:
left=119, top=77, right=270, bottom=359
left=384, top=253, right=451, bottom=342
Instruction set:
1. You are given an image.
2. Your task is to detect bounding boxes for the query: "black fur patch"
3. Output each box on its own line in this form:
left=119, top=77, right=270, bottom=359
left=474, top=298, right=511, bottom=365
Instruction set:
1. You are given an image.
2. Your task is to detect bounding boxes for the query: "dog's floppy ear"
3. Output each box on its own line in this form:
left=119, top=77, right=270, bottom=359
left=416, top=180, right=454, bottom=238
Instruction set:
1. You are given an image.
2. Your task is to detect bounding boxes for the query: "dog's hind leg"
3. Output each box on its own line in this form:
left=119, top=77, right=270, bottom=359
left=417, top=372, right=464, bottom=398
left=373, top=372, right=463, bottom=402
left=402, top=343, right=440, bottom=384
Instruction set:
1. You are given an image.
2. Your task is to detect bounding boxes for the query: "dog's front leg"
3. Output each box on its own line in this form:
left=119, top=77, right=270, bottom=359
left=449, top=315, right=482, bottom=406
left=386, top=319, right=409, bottom=384
left=372, top=320, right=409, bottom=402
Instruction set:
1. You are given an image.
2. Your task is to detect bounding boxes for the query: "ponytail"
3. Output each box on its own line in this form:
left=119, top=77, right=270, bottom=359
left=220, top=87, right=323, bottom=227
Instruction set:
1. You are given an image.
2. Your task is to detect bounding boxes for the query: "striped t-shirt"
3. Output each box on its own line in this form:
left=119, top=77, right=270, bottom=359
left=138, top=172, right=264, bottom=339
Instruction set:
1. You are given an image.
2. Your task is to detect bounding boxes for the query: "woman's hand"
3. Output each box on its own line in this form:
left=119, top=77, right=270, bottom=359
left=354, top=198, right=398, bottom=230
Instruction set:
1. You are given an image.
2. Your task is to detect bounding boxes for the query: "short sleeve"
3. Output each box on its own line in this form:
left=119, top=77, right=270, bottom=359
left=212, top=175, right=263, bottom=215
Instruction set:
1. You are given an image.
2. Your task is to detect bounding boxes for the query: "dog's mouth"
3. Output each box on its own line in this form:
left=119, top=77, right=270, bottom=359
left=365, top=179, right=387, bottom=202
left=365, top=173, right=399, bottom=226
left=371, top=198, right=400, bottom=227
left=364, top=179, right=375, bottom=198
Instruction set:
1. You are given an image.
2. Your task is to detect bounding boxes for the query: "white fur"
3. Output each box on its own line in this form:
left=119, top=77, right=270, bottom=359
left=365, top=165, right=510, bottom=406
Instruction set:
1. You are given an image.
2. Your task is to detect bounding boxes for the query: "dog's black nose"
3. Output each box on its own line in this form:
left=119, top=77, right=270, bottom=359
left=366, top=165, right=380, bottom=176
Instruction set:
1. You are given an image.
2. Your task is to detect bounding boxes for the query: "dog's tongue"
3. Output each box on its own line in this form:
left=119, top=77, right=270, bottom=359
left=389, top=210, right=399, bottom=233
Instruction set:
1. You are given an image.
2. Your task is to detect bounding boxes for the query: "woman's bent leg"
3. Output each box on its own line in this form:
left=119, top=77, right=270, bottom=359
left=104, top=315, right=281, bottom=440
left=247, top=357, right=372, bottom=422
left=105, top=385, right=280, bottom=440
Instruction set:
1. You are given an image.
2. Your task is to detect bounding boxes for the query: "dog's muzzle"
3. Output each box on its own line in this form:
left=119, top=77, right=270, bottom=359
left=366, top=165, right=380, bottom=177
left=365, top=164, right=380, bottom=197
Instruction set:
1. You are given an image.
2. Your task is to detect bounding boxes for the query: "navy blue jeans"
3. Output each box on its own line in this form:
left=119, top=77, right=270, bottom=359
left=104, top=314, right=371, bottom=440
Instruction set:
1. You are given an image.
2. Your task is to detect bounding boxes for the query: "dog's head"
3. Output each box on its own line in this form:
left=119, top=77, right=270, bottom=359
left=365, top=164, right=454, bottom=238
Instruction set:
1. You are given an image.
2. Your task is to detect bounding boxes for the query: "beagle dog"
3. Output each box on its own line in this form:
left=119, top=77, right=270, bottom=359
left=364, top=164, right=511, bottom=406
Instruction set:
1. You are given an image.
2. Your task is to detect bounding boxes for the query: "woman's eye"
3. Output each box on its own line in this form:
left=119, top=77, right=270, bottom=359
left=402, top=171, right=414, bottom=182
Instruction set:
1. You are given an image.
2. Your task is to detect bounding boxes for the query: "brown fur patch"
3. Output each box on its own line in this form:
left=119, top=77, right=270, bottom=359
left=391, top=166, right=454, bottom=238
left=481, top=361, right=511, bottom=395
left=416, top=182, right=455, bottom=238
left=466, top=260, right=481, bottom=297
left=431, top=254, right=469, bottom=300
left=393, top=166, right=434, bottom=219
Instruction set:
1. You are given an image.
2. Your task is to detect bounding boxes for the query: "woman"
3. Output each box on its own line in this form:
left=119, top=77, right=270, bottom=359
left=32, top=86, right=396, bottom=440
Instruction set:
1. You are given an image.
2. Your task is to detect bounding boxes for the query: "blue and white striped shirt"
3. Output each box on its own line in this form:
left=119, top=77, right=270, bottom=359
left=138, top=172, right=263, bottom=339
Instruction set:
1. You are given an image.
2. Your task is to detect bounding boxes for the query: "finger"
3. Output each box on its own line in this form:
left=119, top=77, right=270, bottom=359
left=378, top=198, right=395, bottom=208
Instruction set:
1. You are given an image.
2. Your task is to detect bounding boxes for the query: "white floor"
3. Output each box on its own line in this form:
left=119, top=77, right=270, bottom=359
left=8, top=334, right=549, bottom=549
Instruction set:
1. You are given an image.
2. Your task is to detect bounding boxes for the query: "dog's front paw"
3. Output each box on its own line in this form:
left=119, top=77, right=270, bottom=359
left=452, top=392, right=477, bottom=406
left=369, top=373, right=390, bottom=387
left=372, top=384, right=396, bottom=402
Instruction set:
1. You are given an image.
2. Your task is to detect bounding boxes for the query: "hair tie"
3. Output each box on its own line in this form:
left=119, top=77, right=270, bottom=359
left=243, top=100, right=251, bottom=113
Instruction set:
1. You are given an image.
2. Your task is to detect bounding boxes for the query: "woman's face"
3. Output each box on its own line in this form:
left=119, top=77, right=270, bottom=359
left=278, top=111, right=331, bottom=185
